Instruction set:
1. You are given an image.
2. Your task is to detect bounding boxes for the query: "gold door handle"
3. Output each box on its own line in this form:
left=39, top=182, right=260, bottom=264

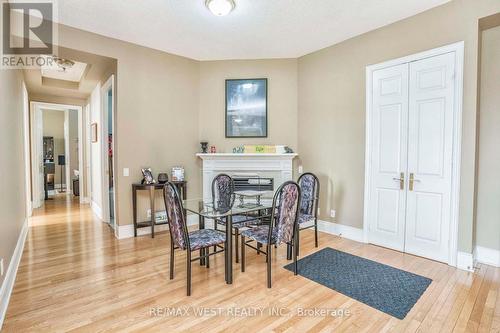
left=392, top=172, right=405, bottom=190
left=409, top=173, right=420, bottom=191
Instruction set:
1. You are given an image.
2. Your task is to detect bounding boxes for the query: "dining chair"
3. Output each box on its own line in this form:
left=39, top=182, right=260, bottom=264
left=240, top=181, right=301, bottom=288
left=163, top=181, right=226, bottom=296
left=297, top=172, right=320, bottom=249
left=212, top=173, right=260, bottom=263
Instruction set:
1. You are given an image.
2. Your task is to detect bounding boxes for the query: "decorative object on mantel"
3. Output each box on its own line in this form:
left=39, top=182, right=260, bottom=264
left=141, top=168, right=156, bottom=184
left=210, top=145, right=217, bottom=153
left=157, top=173, right=169, bottom=184
left=275, top=145, right=286, bottom=154
left=284, top=146, right=294, bottom=153
left=226, top=78, right=268, bottom=138
left=200, top=141, right=208, bottom=153
left=244, top=145, right=276, bottom=153
left=171, top=167, right=185, bottom=181
left=233, top=145, right=245, bottom=153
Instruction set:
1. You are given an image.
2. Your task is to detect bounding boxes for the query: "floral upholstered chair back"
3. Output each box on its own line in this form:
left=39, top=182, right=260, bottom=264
left=272, top=181, right=301, bottom=245
left=298, top=173, right=319, bottom=216
left=212, top=174, right=235, bottom=210
left=163, top=182, right=188, bottom=250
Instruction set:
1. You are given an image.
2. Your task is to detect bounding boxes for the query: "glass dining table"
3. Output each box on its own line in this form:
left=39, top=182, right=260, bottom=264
left=182, top=196, right=274, bottom=284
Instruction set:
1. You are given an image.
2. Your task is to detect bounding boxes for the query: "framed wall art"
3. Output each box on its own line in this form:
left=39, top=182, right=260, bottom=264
left=225, top=78, right=267, bottom=138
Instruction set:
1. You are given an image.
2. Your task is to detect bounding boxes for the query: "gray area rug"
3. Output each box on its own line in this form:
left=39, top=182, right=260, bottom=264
left=284, top=247, right=432, bottom=319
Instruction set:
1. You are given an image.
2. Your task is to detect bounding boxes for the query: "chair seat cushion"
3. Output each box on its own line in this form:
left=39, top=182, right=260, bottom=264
left=189, top=229, right=226, bottom=251
left=217, top=215, right=261, bottom=228
left=241, top=225, right=276, bottom=244
left=298, top=214, right=315, bottom=224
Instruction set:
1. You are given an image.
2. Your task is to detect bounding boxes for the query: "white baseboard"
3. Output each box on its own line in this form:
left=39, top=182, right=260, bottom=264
left=475, top=246, right=500, bottom=268
left=0, top=219, right=28, bottom=330
left=115, top=215, right=205, bottom=239
left=317, top=220, right=365, bottom=243
left=91, top=200, right=103, bottom=220
left=457, top=251, right=474, bottom=272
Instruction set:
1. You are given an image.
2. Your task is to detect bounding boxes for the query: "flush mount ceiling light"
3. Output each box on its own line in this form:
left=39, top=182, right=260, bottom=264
left=51, top=56, right=75, bottom=72
left=205, top=0, right=235, bottom=16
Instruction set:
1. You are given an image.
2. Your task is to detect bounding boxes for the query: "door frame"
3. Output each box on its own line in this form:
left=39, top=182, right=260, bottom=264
left=100, top=74, right=117, bottom=234
left=29, top=101, right=84, bottom=208
left=363, top=41, right=464, bottom=267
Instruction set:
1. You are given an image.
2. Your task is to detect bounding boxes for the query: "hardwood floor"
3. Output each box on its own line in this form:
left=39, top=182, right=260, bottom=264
left=3, top=195, right=499, bottom=332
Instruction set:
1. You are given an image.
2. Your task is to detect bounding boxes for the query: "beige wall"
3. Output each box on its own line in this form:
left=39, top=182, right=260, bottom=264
left=198, top=59, right=298, bottom=152
left=0, top=69, right=26, bottom=288
left=475, top=25, right=500, bottom=251
left=297, top=0, right=500, bottom=253
left=55, top=24, right=200, bottom=226
left=42, top=109, right=65, bottom=185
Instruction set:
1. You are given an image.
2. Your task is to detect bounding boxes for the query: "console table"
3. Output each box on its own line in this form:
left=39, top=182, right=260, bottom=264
left=132, top=181, right=187, bottom=238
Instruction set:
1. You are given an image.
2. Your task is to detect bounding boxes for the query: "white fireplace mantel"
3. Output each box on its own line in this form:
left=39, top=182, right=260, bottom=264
left=196, top=153, right=298, bottom=199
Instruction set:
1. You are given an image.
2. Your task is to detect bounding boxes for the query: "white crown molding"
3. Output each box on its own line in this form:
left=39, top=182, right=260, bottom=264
left=0, top=220, right=29, bottom=330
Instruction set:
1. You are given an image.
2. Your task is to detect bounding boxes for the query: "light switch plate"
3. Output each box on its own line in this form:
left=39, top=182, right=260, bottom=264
left=0, top=258, right=4, bottom=277
left=123, top=168, right=129, bottom=177
left=298, top=166, right=303, bottom=174
left=330, top=210, right=336, bottom=218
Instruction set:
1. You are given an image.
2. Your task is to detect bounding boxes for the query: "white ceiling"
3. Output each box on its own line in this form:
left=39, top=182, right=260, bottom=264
left=57, top=0, right=450, bottom=61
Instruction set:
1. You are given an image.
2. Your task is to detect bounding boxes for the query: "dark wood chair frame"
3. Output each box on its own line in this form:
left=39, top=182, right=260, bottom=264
left=163, top=182, right=226, bottom=296
left=240, top=181, right=301, bottom=288
left=297, top=172, right=320, bottom=251
left=212, top=173, right=258, bottom=264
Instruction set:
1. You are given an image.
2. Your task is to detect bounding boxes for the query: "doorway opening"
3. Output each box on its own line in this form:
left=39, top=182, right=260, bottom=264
left=30, top=102, right=84, bottom=209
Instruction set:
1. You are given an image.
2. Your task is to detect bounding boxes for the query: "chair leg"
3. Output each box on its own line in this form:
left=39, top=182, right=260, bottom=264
left=314, top=218, right=318, bottom=247
left=293, top=238, right=298, bottom=275
left=214, top=222, right=218, bottom=252
left=200, top=248, right=205, bottom=266
left=187, top=251, right=192, bottom=296
left=267, top=244, right=272, bottom=288
left=286, top=243, right=292, bottom=260
left=241, top=235, right=245, bottom=272
left=169, top=241, right=175, bottom=280
left=297, top=230, right=300, bottom=257
left=205, top=247, right=210, bottom=268
left=235, top=228, right=239, bottom=264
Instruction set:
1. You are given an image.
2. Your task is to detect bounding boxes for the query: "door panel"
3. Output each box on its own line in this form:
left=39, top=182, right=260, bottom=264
left=405, top=52, right=455, bottom=263
left=368, top=64, right=409, bottom=251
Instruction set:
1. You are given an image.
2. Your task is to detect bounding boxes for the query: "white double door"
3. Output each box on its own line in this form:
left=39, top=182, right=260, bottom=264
left=368, top=52, right=456, bottom=263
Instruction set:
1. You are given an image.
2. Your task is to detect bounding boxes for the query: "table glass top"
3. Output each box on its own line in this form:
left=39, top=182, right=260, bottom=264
left=183, top=196, right=273, bottom=218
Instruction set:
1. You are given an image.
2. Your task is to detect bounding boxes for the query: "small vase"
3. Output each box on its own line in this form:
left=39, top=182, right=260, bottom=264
left=200, top=141, right=208, bottom=153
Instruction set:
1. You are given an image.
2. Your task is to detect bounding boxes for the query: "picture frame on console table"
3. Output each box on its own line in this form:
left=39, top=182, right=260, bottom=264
left=225, top=78, right=268, bottom=138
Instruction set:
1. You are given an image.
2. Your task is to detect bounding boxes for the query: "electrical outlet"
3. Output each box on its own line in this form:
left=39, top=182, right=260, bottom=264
left=330, top=210, right=336, bottom=218
left=147, top=209, right=151, bottom=218
left=317, top=207, right=320, bottom=214
left=0, top=258, right=4, bottom=277
left=298, top=166, right=303, bottom=174
left=123, top=168, right=129, bottom=177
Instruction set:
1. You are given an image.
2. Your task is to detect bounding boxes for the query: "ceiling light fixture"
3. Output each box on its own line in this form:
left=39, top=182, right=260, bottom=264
left=205, top=0, right=235, bottom=16
left=51, top=56, right=75, bottom=72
